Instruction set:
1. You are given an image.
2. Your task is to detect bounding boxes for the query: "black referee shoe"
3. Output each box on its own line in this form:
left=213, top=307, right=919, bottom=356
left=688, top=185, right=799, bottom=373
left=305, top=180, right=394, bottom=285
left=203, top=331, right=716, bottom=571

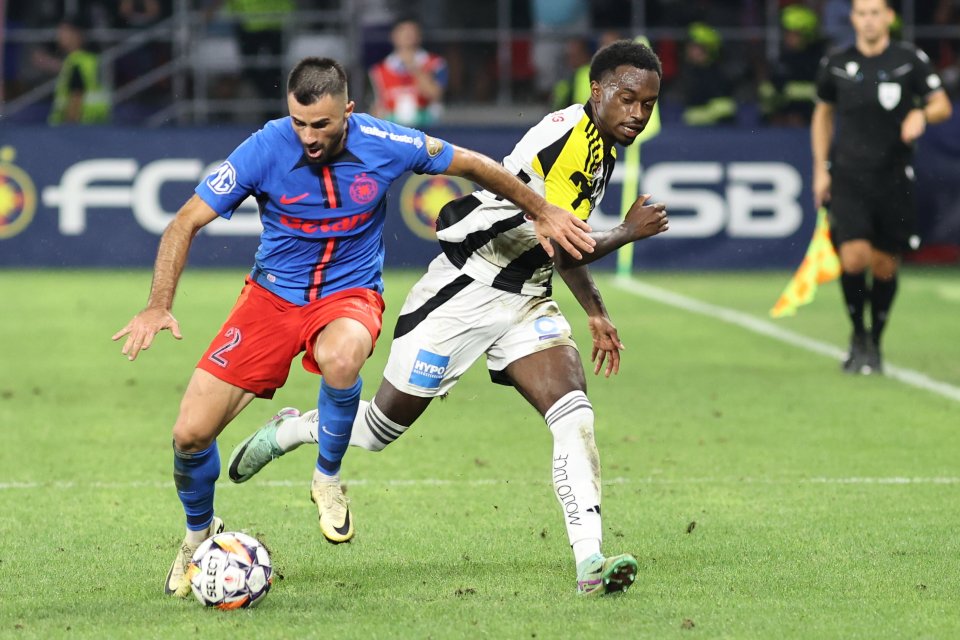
left=863, top=340, right=883, bottom=375
left=841, top=333, right=870, bottom=374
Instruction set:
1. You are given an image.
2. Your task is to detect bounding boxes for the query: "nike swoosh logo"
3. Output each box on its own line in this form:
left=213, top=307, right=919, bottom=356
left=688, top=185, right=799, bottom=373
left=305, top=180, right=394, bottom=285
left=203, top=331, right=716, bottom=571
left=279, top=192, right=309, bottom=205
left=227, top=440, right=251, bottom=483
left=321, top=425, right=347, bottom=438
left=333, top=510, right=351, bottom=536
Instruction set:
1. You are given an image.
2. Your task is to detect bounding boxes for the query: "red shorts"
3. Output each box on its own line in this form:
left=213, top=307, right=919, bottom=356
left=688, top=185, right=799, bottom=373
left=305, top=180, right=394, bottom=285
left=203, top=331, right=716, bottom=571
left=196, top=278, right=385, bottom=398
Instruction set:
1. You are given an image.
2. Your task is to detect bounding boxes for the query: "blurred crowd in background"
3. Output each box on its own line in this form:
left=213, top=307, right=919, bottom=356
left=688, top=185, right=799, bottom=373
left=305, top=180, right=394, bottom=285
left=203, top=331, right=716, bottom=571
left=3, top=0, right=959, bottom=127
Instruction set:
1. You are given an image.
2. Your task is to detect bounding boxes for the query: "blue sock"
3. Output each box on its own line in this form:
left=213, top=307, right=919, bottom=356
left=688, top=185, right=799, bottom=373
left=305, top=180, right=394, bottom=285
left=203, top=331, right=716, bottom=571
left=173, top=442, right=220, bottom=531
left=316, top=377, right=362, bottom=476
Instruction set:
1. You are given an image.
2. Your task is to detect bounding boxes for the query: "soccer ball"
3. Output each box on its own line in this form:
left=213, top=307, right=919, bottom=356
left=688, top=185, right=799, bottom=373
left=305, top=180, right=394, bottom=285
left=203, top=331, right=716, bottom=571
left=187, top=531, right=273, bottom=609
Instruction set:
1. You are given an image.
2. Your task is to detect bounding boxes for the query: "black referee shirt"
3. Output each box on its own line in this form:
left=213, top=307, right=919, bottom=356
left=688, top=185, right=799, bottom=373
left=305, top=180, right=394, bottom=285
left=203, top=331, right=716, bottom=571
left=815, top=41, right=943, bottom=171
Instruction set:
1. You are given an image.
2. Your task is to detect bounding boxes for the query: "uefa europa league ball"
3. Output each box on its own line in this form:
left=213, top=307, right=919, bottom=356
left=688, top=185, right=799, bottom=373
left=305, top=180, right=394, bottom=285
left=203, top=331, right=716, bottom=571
left=187, top=531, right=273, bottom=609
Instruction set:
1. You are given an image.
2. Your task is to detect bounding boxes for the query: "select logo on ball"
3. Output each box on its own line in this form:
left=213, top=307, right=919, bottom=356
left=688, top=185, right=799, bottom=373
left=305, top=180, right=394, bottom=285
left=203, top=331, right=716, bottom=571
left=189, top=531, right=273, bottom=609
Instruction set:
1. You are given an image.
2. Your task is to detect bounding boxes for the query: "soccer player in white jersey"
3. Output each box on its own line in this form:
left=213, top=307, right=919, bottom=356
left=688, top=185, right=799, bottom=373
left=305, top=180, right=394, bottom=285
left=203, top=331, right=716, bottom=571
left=229, top=40, right=667, bottom=595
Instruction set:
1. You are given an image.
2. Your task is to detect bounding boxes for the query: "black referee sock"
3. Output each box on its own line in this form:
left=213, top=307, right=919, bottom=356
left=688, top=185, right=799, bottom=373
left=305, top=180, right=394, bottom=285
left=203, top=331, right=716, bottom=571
left=840, top=272, right=868, bottom=335
left=870, top=275, right=898, bottom=345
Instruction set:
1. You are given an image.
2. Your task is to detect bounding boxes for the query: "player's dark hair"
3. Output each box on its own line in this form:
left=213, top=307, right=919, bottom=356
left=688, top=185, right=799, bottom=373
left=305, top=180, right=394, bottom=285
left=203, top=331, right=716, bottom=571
left=391, top=14, right=420, bottom=31
left=589, top=40, right=662, bottom=83
left=60, top=13, right=90, bottom=31
left=287, top=57, right=349, bottom=104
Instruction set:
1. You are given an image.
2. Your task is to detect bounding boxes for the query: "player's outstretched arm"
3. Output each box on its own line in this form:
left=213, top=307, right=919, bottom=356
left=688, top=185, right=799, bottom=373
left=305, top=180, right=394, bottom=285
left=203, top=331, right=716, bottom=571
left=112, top=194, right=220, bottom=361
left=443, top=146, right=595, bottom=260
left=555, top=263, right=622, bottom=377
left=552, top=194, right=667, bottom=270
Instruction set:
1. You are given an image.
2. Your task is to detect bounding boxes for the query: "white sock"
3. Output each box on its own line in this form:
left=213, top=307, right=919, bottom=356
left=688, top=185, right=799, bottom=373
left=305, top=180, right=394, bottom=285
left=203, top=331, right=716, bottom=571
left=572, top=539, right=602, bottom=566
left=275, top=404, right=367, bottom=452
left=275, top=399, right=407, bottom=454
left=546, top=390, right=603, bottom=566
left=348, top=399, right=408, bottom=452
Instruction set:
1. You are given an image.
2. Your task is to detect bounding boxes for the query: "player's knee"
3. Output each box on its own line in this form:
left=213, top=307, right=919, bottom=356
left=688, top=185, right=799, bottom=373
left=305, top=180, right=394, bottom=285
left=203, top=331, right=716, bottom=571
left=871, top=255, right=898, bottom=279
left=315, top=350, right=365, bottom=387
left=841, top=258, right=869, bottom=274
left=172, top=415, right=217, bottom=451
left=839, top=242, right=871, bottom=273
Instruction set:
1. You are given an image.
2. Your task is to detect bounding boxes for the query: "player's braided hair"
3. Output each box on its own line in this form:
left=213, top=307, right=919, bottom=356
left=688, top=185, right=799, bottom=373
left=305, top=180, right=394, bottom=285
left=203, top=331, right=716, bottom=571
left=589, top=40, right=662, bottom=83
left=287, top=57, right=349, bottom=104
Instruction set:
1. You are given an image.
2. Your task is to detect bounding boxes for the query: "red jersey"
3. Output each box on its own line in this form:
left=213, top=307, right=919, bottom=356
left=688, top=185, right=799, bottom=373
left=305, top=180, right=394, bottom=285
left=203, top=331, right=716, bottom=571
left=368, top=50, right=448, bottom=127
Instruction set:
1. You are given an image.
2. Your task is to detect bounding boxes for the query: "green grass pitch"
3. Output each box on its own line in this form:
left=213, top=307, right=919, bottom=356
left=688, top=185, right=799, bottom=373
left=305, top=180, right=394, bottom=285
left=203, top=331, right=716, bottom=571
left=1, top=267, right=959, bottom=639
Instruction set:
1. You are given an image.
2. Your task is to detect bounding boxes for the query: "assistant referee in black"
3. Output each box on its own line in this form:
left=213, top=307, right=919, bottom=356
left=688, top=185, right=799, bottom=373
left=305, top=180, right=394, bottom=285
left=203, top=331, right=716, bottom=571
left=811, top=0, right=952, bottom=375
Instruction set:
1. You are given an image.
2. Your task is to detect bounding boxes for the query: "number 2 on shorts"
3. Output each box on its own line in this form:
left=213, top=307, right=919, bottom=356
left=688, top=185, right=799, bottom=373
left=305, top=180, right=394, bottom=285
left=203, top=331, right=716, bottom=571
left=208, top=327, right=242, bottom=367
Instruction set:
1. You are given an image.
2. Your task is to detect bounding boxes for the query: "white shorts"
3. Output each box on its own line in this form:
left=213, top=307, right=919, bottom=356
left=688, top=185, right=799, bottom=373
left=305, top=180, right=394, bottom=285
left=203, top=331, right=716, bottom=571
left=383, top=254, right=578, bottom=398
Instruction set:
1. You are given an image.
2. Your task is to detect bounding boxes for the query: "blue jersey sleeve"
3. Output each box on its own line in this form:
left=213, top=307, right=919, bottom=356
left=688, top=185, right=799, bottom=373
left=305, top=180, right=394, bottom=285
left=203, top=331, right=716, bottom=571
left=408, top=129, right=455, bottom=175
left=195, top=130, right=268, bottom=219
left=366, top=116, right=455, bottom=176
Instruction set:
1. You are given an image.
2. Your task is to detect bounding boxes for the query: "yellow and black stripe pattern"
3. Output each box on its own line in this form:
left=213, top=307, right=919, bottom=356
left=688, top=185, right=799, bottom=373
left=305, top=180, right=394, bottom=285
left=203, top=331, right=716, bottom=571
left=435, top=102, right=615, bottom=297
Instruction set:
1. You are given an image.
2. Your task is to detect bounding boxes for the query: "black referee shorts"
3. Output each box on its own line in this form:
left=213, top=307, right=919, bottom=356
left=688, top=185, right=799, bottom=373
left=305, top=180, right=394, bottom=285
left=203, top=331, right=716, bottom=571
left=828, top=164, right=916, bottom=254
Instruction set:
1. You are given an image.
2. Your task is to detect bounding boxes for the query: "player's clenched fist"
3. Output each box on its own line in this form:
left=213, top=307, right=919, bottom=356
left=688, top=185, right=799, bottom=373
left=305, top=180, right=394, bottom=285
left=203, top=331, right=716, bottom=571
left=623, top=193, right=668, bottom=240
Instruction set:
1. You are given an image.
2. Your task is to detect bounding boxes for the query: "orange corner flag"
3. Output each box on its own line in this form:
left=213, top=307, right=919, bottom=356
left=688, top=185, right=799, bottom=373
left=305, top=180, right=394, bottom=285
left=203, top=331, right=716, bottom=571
left=770, top=207, right=841, bottom=318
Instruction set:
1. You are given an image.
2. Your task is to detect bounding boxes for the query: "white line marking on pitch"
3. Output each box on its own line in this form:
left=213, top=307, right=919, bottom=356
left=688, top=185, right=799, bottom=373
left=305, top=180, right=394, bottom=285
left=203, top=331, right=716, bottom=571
left=4, top=477, right=960, bottom=491
left=613, top=276, right=960, bottom=404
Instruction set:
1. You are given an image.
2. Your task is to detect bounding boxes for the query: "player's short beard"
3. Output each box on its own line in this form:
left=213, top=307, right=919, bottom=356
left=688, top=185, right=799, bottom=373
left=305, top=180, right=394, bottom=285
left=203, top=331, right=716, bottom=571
left=306, top=124, right=347, bottom=164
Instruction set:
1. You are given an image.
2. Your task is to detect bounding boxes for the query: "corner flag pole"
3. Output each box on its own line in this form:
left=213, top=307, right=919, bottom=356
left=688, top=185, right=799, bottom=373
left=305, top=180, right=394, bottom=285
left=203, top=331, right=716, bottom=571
left=617, top=35, right=661, bottom=277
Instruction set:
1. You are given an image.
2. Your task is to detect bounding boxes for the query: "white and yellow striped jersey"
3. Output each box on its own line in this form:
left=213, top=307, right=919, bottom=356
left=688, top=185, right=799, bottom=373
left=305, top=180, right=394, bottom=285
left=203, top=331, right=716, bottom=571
left=436, top=102, right=616, bottom=297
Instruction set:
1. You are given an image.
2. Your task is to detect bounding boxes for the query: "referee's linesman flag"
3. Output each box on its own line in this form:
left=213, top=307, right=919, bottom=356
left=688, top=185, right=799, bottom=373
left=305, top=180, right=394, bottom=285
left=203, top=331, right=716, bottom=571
left=770, top=207, right=841, bottom=318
